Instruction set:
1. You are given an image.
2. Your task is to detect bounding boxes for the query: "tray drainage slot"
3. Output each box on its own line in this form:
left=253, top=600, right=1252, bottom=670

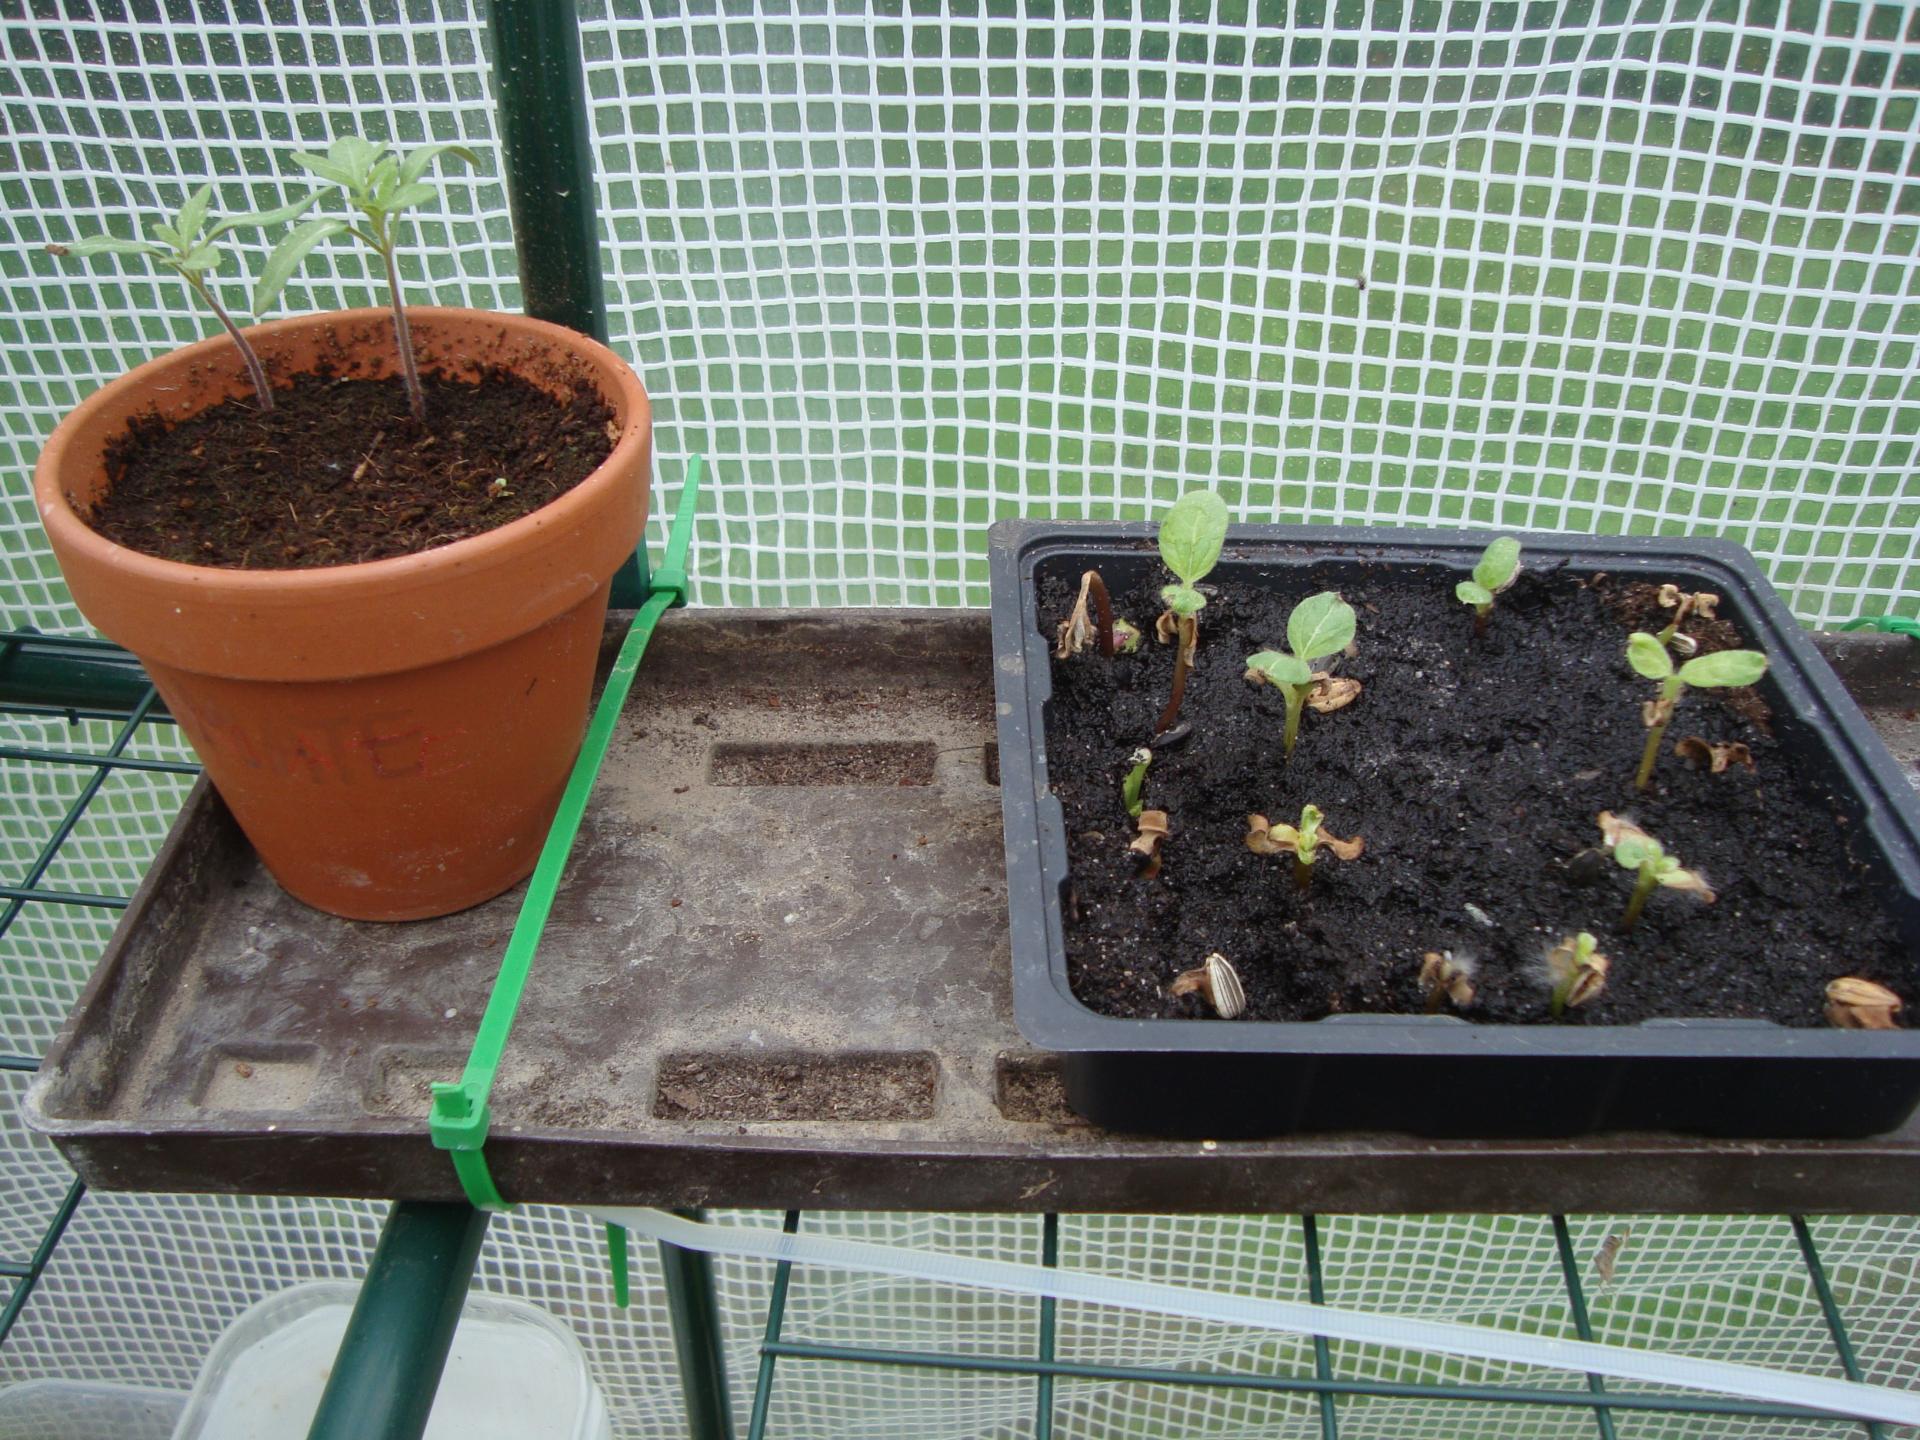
left=654, top=1052, right=937, bottom=1121
left=708, top=740, right=937, bottom=788
left=362, top=1049, right=470, bottom=1119
left=196, top=1047, right=320, bottom=1113
left=995, top=1053, right=1084, bottom=1125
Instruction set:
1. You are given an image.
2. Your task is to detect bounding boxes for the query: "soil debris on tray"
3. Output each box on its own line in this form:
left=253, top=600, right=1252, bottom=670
left=88, top=368, right=614, bottom=568
left=1040, top=563, right=1910, bottom=1027
left=653, top=1053, right=937, bottom=1122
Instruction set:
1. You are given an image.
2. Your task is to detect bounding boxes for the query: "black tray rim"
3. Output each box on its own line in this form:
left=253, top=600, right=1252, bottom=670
left=988, top=518, right=1920, bottom=1060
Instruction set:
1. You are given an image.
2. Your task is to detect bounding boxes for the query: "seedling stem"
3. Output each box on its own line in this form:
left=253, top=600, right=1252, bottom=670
left=1155, top=613, right=1197, bottom=736
left=1153, top=489, right=1228, bottom=734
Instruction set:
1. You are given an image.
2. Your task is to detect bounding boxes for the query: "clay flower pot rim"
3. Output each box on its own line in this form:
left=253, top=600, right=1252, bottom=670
left=35, top=304, right=651, bottom=596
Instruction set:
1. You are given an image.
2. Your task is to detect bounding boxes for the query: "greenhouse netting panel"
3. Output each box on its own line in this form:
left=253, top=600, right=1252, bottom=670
left=0, top=3, right=1913, bottom=624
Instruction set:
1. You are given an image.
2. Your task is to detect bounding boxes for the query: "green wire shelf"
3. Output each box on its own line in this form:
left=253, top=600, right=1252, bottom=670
left=0, top=629, right=193, bottom=1351
left=741, top=1211, right=1891, bottom=1440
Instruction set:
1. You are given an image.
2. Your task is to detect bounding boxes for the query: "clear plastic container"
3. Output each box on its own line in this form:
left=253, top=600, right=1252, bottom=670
left=171, top=1282, right=610, bottom=1440
left=0, top=1379, right=185, bottom=1440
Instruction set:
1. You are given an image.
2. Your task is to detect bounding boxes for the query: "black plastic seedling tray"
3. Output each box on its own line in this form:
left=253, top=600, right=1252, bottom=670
left=989, top=521, right=1920, bottom=1139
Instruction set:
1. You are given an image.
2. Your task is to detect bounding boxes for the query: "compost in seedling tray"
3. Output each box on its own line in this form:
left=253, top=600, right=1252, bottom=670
left=1040, top=527, right=1909, bottom=1029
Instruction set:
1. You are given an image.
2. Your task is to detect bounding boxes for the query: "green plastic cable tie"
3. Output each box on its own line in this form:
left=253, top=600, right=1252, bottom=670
left=429, top=456, right=704, bottom=1211
left=606, top=1223, right=631, bottom=1309
left=1839, top=615, right=1919, bottom=640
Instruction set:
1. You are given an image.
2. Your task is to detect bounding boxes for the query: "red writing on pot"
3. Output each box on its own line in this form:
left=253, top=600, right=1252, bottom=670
left=168, top=696, right=451, bottom=785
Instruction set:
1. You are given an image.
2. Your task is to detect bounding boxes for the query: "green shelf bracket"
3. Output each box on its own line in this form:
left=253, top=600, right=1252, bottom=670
left=429, top=455, right=703, bottom=1211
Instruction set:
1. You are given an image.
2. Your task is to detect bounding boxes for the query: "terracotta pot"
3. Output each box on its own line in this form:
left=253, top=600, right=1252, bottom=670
left=34, top=307, right=651, bottom=921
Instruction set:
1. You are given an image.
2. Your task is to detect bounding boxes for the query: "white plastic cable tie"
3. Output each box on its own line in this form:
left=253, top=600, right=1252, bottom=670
left=591, top=1207, right=1920, bottom=1428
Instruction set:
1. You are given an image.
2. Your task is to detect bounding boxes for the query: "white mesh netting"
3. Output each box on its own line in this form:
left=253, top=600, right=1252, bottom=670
left=2, top=2, right=1918, bottom=1436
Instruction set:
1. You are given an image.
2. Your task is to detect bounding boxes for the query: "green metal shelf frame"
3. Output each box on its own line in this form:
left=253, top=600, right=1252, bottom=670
left=0, top=630, right=183, bottom=1350
left=741, top=1212, right=1890, bottom=1440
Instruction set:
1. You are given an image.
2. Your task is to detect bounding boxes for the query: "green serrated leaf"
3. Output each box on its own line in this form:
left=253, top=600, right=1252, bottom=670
left=1286, top=591, right=1355, bottom=664
left=147, top=220, right=183, bottom=250
left=385, top=181, right=439, bottom=213
left=1626, top=632, right=1675, bottom=680
left=1246, top=650, right=1312, bottom=688
left=253, top=216, right=347, bottom=314
left=1472, top=536, right=1522, bottom=592
left=367, top=155, right=400, bottom=201
left=1157, top=489, right=1228, bottom=588
left=1677, top=648, right=1769, bottom=689
left=290, top=150, right=358, bottom=187
left=51, top=234, right=163, bottom=260
left=174, top=243, right=220, bottom=273
left=330, top=133, right=384, bottom=183
left=398, top=142, right=479, bottom=187
left=1456, top=580, right=1492, bottom=607
left=208, top=190, right=321, bottom=240
left=174, top=183, right=215, bottom=244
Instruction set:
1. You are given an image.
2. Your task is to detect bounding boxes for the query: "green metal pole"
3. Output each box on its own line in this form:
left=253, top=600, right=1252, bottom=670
left=485, top=0, right=647, bottom=607
left=486, top=0, right=605, bottom=341
left=305, top=1203, right=490, bottom=1440
left=1551, top=1216, right=1619, bottom=1440
left=660, top=1209, right=736, bottom=1440
left=1035, top=1214, right=1058, bottom=1440
left=1300, top=1215, right=1340, bottom=1440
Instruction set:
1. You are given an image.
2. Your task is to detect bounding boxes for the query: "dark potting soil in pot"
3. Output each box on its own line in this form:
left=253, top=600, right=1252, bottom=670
left=1041, top=565, right=1911, bottom=1026
left=89, top=368, right=615, bottom=568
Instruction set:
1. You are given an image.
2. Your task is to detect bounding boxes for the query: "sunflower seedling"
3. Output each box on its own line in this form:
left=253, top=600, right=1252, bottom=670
left=1542, top=932, right=1609, bottom=1018
left=1419, top=950, right=1476, bottom=1013
left=1455, top=536, right=1521, bottom=635
left=1153, top=489, right=1228, bottom=734
left=1244, top=591, right=1358, bottom=758
left=1168, top=952, right=1246, bottom=1019
left=1054, top=569, right=1139, bottom=660
left=46, top=184, right=317, bottom=410
left=1246, top=804, right=1363, bottom=891
left=1121, top=748, right=1152, bottom=818
left=1626, top=634, right=1768, bottom=791
left=1627, top=633, right=1769, bottom=790
left=1825, top=977, right=1903, bottom=1031
left=258, top=133, right=477, bottom=423
left=1597, top=812, right=1715, bottom=929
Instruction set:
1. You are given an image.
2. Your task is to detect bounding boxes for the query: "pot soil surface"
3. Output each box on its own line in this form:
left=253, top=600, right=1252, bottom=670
left=90, top=368, right=614, bottom=568
left=1041, top=565, right=1910, bottom=1027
